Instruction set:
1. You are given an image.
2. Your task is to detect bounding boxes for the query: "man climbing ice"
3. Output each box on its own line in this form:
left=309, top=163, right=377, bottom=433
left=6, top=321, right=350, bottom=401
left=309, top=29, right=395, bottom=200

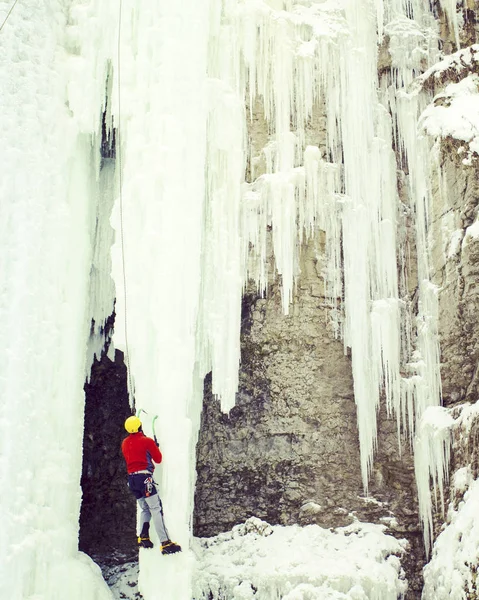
left=122, top=415, right=182, bottom=555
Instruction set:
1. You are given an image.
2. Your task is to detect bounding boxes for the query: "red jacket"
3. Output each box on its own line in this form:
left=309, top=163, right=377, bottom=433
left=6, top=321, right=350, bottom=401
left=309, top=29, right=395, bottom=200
left=121, top=432, right=162, bottom=474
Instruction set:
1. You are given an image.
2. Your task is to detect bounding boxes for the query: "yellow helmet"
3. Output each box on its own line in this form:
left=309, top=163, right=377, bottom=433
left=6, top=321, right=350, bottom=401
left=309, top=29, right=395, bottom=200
left=124, top=415, right=142, bottom=433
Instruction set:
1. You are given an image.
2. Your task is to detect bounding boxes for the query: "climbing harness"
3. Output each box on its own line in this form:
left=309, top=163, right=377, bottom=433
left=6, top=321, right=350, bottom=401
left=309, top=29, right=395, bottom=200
left=0, top=0, right=19, bottom=34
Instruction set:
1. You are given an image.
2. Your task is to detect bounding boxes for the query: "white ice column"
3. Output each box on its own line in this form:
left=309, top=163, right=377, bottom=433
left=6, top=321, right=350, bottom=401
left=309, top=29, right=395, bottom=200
left=0, top=1, right=114, bottom=599
left=111, top=2, right=210, bottom=598
left=380, top=0, right=443, bottom=545
left=395, top=76, right=442, bottom=422
left=415, top=406, right=454, bottom=556
left=195, top=9, right=247, bottom=412
left=394, top=84, right=444, bottom=552
left=339, top=0, right=402, bottom=487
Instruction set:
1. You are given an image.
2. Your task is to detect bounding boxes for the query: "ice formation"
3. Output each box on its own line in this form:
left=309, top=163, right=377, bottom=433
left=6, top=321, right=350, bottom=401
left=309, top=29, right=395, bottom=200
left=0, top=1, right=117, bottom=598
left=414, top=406, right=454, bottom=556
left=423, top=477, right=479, bottom=599
left=199, top=0, right=443, bottom=491
left=0, top=0, right=462, bottom=598
left=422, top=401, right=479, bottom=597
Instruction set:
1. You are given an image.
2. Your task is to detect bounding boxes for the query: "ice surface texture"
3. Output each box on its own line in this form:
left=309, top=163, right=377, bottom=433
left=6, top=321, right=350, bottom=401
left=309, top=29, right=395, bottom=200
left=0, top=0, right=462, bottom=598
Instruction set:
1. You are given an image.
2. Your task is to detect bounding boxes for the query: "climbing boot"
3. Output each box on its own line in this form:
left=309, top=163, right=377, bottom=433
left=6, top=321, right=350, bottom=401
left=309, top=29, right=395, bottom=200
left=138, top=523, right=154, bottom=549
left=161, top=540, right=182, bottom=555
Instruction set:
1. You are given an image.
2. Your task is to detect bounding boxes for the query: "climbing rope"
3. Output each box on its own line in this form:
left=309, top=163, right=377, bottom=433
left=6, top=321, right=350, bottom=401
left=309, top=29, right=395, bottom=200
left=117, top=0, right=134, bottom=406
left=0, top=0, right=19, bottom=33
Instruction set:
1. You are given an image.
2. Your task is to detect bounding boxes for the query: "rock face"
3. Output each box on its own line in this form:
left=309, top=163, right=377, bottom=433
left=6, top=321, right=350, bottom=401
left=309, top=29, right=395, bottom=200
left=422, top=86, right=479, bottom=591
left=79, top=348, right=136, bottom=563
left=431, top=147, right=479, bottom=408
left=194, top=238, right=425, bottom=596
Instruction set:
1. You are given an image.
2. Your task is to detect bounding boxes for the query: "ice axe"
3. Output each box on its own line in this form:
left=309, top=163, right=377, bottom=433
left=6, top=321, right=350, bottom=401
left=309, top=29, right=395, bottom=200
left=136, top=408, right=159, bottom=446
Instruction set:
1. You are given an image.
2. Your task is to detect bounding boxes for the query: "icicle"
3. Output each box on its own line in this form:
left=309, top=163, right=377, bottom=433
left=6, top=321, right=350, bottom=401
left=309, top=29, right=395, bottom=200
left=438, top=0, right=461, bottom=50
left=204, top=0, right=447, bottom=493
left=198, top=76, right=246, bottom=412
left=414, top=406, right=454, bottom=556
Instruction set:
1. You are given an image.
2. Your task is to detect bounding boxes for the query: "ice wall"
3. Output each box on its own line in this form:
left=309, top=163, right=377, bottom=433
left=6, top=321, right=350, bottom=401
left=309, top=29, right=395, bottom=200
left=414, top=406, right=454, bottom=556
left=0, top=0, right=452, bottom=598
left=0, top=1, right=117, bottom=598
left=110, top=1, right=211, bottom=598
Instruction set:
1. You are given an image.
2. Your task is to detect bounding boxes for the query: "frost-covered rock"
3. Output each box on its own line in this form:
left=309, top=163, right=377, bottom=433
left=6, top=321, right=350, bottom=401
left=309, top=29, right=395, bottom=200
left=418, top=45, right=479, bottom=162
left=421, top=74, right=479, bottom=162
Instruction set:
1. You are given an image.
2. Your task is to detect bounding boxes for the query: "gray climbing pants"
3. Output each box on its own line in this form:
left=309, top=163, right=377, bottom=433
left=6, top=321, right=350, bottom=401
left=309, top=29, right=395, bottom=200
left=127, top=472, right=170, bottom=543
left=138, top=494, right=169, bottom=543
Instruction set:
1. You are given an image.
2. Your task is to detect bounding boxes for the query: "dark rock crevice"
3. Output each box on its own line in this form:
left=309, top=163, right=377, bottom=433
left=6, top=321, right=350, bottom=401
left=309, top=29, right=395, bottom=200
left=79, top=345, right=136, bottom=564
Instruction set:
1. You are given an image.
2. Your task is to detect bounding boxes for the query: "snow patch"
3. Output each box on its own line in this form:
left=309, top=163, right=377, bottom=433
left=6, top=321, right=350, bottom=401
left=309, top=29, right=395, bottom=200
left=420, top=44, right=479, bottom=84
left=447, top=229, right=464, bottom=258
left=463, top=220, right=479, bottom=246
left=423, top=478, right=479, bottom=599
left=193, top=518, right=407, bottom=600
left=452, top=466, right=472, bottom=493
left=421, top=74, right=479, bottom=160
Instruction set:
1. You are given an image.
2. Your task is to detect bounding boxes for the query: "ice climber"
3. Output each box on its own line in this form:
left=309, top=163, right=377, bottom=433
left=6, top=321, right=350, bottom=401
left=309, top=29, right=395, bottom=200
left=122, top=415, right=182, bottom=555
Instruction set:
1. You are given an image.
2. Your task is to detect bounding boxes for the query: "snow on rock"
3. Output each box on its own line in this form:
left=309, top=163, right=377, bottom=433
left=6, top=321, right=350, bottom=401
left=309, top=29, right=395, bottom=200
left=452, top=466, right=472, bottom=494
left=453, top=400, right=479, bottom=431
left=420, top=44, right=479, bottom=86
left=299, top=501, right=323, bottom=517
left=416, top=400, right=479, bottom=567
left=420, top=74, right=479, bottom=161
left=447, top=229, right=464, bottom=258
left=463, top=220, right=479, bottom=245
left=103, top=561, right=141, bottom=600
left=193, top=518, right=408, bottom=600
left=418, top=45, right=479, bottom=161
left=423, top=477, right=479, bottom=599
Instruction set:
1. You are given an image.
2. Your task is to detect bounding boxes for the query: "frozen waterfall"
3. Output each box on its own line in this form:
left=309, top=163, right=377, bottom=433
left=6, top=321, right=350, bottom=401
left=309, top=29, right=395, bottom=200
left=0, top=0, right=448, bottom=598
